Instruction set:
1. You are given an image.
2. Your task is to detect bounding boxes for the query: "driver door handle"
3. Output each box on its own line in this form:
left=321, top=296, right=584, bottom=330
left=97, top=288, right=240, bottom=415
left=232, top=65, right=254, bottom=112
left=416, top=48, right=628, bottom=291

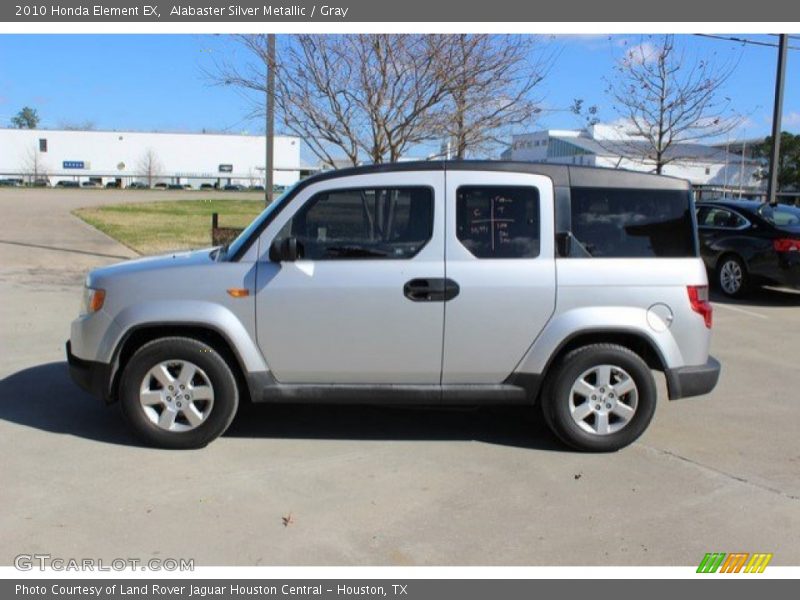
left=403, top=278, right=460, bottom=302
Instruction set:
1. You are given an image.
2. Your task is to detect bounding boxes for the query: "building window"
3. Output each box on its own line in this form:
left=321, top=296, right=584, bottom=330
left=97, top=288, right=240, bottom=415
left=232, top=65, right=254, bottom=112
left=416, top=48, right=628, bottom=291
left=39, top=139, right=47, bottom=153
left=705, top=167, right=710, bottom=175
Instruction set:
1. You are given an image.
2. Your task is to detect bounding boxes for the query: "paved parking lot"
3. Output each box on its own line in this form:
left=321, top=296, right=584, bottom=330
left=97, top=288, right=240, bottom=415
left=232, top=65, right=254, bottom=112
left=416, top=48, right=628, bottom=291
left=1, top=188, right=798, bottom=566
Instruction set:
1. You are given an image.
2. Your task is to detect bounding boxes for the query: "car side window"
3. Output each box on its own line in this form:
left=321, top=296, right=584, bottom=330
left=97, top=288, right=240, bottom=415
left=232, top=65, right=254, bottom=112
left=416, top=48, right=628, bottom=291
left=275, top=187, right=433, bottom=260
left=702, top=208, right=747, bottom=229
left=758, top=203, right=800, bottom=227
left=569, top=188, right=695, bottom=258
left=456, top=186, right=540, bottom=259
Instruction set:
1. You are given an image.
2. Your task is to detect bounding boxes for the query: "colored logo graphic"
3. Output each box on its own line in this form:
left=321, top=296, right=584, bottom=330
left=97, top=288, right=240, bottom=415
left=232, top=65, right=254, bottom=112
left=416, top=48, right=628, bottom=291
left=697, top=552, right=773, bottom=573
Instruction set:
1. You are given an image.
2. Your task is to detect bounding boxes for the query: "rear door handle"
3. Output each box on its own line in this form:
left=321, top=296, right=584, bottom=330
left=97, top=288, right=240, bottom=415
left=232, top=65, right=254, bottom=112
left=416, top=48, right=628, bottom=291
left=403, top=278, right=460, bottom=302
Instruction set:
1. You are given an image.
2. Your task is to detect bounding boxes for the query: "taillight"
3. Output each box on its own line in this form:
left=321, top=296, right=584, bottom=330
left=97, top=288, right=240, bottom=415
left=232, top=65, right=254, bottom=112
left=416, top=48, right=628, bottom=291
left=687, top=285, right=712, bottom=329
left=773, top=238, right=800, bottom=252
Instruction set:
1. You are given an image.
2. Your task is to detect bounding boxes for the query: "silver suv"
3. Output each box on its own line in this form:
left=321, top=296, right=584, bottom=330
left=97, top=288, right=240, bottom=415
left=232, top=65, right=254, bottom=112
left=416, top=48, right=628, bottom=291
left=67, top=162, right=720, bottom=451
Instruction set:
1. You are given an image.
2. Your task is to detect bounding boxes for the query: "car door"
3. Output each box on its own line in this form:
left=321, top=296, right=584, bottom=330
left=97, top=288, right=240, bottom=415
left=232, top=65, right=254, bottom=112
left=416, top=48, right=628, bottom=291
left=441, top=170, right=557, bottom=384
left=696, top=205, right=724, bottom=268
left=254, top=171, right=445, bottom=384
left=697, top=205, right=749, bottom=265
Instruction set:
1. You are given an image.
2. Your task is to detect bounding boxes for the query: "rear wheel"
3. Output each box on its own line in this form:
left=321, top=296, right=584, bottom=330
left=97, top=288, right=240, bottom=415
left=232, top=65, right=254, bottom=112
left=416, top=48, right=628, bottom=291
left=119, top=337, right=239, bottom=449
left=716, top=255, right=749, bottom=298
left=541, top=344, right=657, bottom=452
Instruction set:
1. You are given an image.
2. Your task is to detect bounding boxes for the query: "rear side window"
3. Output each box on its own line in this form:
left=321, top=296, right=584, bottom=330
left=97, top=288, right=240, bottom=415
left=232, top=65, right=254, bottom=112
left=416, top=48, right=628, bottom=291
left=700, top=207, right=748, bottom=229
left=569, top=188, right=695, bottom=258
left=759, top=203, right=800, bottom=227
left=278, top=187, right=433, bottom=260
left=456, top=186, right=540, bottom=259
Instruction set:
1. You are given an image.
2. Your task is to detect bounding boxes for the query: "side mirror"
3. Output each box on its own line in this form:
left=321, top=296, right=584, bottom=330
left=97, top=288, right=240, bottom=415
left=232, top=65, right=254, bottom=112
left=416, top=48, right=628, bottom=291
left=269, top=237, right=302, bottom=262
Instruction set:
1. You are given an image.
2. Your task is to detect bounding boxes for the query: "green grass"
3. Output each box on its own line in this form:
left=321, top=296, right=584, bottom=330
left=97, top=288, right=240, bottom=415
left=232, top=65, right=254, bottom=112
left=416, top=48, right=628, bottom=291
left=73, top=199, right=265, bottom=255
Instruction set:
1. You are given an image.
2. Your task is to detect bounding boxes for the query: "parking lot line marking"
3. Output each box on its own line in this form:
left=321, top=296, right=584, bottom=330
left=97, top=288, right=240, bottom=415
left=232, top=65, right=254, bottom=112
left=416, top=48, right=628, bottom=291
left=713, top=303, right=768, bottom=320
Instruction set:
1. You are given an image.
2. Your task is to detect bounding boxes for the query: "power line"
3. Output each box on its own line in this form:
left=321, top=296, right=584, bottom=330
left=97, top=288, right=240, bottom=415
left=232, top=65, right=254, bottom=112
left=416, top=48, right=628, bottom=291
left=694, top=34, right=800, bottom=51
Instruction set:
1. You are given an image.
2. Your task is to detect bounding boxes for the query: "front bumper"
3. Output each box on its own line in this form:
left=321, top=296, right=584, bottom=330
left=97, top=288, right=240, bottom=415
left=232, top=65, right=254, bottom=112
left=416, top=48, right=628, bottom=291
left=665, top=356, right=721, bottom=400
left=66, top=340, right=113, bottom=402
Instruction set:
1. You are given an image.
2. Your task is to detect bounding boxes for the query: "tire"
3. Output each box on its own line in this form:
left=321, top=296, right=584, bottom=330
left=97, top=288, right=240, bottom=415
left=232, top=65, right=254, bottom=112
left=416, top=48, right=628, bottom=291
left=119, top=337, right=239, bottom=449
left=541, top=344, right=657, bottom=452
left=716, top=254, right=749, bottom=298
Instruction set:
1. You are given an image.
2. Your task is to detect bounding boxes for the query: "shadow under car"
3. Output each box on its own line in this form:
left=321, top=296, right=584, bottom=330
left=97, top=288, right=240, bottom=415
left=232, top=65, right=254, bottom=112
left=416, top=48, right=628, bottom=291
left=0, top=361, right=563, bottom=451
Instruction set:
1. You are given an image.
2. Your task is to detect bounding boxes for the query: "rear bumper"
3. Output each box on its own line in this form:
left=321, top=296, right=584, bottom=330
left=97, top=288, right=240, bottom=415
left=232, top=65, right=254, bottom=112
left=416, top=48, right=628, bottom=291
left=66, top=341, right=113, bottom=402
left=751, top=252, right=800, bottom=288
left=665, top=356, right=721, bottom=400
left=776, top=255, right=800, bottom=287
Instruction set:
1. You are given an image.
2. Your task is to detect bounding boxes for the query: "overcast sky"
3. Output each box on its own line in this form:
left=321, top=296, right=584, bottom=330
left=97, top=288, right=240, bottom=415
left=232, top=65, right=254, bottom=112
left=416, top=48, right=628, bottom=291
left=0, top=34, right=798, bottom=161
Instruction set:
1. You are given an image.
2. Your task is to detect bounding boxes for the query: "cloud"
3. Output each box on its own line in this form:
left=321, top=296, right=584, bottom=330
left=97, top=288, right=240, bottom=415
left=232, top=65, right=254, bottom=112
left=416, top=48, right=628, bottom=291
left=737, top=116, right=757, bottom=131
left=622, top=42, right=659, bottom=66
left=783, top=111, right=800, bottom=128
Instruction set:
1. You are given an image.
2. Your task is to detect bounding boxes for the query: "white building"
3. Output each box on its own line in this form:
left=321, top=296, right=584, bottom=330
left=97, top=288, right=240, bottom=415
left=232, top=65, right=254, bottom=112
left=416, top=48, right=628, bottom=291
left=0, top=128, right=309, bottom=188
left=502, top=124, right=764, bottom=192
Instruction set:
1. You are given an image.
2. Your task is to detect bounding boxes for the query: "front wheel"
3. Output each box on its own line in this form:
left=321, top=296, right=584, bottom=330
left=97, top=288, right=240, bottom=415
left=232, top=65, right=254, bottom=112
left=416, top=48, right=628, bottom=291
left=119, top=337, right=239, bottom=449
left=541, top=344, right=657, bottom=452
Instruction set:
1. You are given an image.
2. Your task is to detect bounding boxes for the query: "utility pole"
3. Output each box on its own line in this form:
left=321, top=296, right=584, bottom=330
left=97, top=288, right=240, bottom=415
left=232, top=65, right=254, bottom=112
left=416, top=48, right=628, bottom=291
left=723, top=136, right=730, bottom=195
left=767, top=34, right=788, bottom=206
left=738, top=138, right=746, bottom=199
left=265, top=33, right=275, bottom=206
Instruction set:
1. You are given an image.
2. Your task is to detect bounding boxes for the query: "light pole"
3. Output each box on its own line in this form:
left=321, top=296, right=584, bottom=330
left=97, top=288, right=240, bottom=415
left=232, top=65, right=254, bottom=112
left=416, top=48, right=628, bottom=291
left=766, top=34, right=788, bottom=206
left=265, top=34, right=275, bottom=206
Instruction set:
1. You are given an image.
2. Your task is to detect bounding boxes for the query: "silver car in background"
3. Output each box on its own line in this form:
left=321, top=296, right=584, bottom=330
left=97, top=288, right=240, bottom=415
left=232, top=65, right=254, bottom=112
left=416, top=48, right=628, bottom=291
left=67, top=161, right=720, bottom=451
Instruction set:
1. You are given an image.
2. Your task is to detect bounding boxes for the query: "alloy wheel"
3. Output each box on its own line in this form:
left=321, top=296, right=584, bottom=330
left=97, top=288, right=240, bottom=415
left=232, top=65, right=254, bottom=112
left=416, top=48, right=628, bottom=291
left=719, top=259, right=743, bottom=295
left=568, top=364, right=638, bottom=436
left=139, top=360, right=215, bottom=432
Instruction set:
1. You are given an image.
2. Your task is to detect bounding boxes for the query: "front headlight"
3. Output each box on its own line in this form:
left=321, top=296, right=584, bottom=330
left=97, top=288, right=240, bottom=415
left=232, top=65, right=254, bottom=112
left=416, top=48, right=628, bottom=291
left=81, top=287, right=106, bottom=315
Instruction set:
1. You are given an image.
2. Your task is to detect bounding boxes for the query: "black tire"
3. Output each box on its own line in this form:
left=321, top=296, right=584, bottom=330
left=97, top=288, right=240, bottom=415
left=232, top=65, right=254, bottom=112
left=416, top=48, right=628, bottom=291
left=541, top=344, right=657, bottom=452
left=716, top=254, right=750, bottom=298
left=119, top=337, right=239, bottom=449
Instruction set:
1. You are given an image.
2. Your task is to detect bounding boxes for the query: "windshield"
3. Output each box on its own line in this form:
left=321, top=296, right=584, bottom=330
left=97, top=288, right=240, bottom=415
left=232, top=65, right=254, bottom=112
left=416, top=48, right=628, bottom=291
left=758, top=203, right=800, bottom=227
left=220, top=184, right=298, bottom=260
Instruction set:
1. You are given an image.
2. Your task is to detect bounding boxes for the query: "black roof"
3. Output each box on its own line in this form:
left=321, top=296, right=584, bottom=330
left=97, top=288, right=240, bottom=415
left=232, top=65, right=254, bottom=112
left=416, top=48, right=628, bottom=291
left=302, top=160, right=690, bottom=191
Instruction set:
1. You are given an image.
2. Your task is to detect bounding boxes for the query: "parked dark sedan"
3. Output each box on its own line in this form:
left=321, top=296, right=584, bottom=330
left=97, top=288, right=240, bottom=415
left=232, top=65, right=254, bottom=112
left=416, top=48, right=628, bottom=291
left=696, top=199, right=800, bottom=297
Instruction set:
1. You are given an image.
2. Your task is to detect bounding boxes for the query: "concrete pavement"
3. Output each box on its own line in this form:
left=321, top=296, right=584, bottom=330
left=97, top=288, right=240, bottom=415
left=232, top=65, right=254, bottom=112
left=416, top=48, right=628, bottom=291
left=1, top=188, right=798, bottom=566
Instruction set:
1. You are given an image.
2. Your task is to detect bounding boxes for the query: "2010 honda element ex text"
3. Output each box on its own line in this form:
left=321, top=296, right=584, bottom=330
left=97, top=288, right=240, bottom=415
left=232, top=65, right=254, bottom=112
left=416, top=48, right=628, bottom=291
left=67, top=161, right=721, bottom=451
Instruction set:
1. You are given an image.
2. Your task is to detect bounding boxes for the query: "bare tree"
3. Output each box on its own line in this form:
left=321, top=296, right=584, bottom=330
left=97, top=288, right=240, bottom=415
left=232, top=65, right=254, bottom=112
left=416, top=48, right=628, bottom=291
left=434, top=35, right=547, bottom=159
left=604, top=35, right=741, bottom=174
left=58, top=119, right=97, bottom=131
left=217, top=34, right=460, bottom=167
left=137, top=149, right=163, bottom=188
left=21, top=145, right=48, bottom=184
